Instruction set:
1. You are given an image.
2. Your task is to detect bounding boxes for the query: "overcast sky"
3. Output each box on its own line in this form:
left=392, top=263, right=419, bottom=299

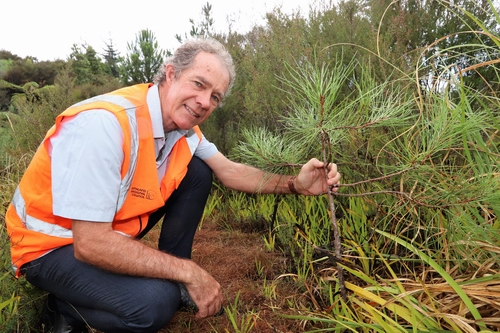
left=1, top=0, right=313, bottom=61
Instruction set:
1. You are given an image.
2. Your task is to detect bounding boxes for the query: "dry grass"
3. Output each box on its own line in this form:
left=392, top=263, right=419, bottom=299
left=142, top=218, right=307, bottom=333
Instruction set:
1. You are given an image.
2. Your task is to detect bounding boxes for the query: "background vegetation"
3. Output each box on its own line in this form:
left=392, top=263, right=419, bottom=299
left=1, top=0, right=500, bottom=332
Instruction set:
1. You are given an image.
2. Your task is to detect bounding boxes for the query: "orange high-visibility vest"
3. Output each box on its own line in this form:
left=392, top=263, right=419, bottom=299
left=6, top=83, right=203, bottom=277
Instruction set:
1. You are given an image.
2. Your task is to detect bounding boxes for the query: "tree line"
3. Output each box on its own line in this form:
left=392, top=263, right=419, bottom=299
left=1, top=0, right=498, bottom=155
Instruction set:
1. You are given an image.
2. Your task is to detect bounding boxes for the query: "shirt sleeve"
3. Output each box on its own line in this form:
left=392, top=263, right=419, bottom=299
left=195, top=134, right=218, bottom=160
left=50, top=110, right=124, bottom=222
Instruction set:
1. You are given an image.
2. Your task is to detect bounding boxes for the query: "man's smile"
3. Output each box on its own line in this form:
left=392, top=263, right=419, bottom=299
left=185, top=105, right=201, bottom=118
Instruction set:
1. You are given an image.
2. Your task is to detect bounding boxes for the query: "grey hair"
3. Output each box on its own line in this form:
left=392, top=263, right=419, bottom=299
left=153, top=37, right=236, bottom=106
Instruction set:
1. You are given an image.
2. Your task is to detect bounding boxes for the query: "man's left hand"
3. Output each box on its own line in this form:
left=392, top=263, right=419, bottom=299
left=294, top=158, right=341, bottom=195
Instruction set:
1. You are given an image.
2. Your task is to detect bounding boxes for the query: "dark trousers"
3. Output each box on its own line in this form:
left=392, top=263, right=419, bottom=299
left=22, top=157, right=213, bottom=333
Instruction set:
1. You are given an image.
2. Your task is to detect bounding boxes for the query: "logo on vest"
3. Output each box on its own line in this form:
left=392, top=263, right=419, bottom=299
left=131, top=187, right=157, bottom=200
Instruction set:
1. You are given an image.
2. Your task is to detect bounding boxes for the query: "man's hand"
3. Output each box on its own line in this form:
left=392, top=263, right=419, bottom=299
left=294, top=158, right=341, bottom=195
left=183, top=264, right=224, bottom=318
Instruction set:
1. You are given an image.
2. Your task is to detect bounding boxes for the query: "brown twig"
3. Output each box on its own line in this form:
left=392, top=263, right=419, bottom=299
left=319, top=95, right=347, bottom=302
left=336, top=167, right=415, bottom=187
left=329, top=188, right=462, bottom=209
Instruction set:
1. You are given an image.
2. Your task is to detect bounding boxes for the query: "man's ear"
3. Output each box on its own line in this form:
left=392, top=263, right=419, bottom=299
left=165, top=64, right=176, bottom=83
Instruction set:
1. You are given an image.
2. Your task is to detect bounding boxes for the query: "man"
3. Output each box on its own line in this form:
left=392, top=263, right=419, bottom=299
left=6, top=37, right=340, bottom=333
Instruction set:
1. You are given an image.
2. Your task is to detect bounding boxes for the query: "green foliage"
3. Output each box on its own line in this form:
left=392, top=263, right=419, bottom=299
left=225, top=292, right=257, bottom=333
left=120, top=29, right=168, bottom=85
left=69, top=43, right=112, bottom=86
left=1, top=164, right=43, bottom=332
left=0, top=50, right=21, bottom=62
left=2, top=57, right=65, bottom=87
left=101, top=39, right=122, bottom=78
left=0, top=45, right=118, bottom=113
left=0, top=80, right=24, bottom=111
left=4, top=78, right=77, bottom=159
left=0, top=59, right=13, bottom=79
left=0, top=242, right=43, bottom=333
left=236, top=11, right=311, bottom=132
left=1, top=241, right=42, bottom=333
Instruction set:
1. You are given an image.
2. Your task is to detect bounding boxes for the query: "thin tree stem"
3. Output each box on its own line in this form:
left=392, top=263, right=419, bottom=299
left=319, top=95, right=347, bottom=302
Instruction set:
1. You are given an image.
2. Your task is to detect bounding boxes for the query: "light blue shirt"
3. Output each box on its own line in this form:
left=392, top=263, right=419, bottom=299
left=49, top=85, right=218, bottom=222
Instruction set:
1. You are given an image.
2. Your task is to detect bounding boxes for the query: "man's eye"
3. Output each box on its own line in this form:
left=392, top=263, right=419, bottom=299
left=212, top=95, right=220, bottom=103
left=195, top=81, right=202, bottom=87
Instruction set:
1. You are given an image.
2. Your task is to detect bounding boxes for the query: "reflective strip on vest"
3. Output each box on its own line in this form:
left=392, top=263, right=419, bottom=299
left=75, top=94, right=139, bottom=211
left=11, top=187, right=73, bottom=238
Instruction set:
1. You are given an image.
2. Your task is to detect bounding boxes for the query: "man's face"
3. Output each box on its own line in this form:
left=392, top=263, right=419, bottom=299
left=161, top=52, right=230, bottom=131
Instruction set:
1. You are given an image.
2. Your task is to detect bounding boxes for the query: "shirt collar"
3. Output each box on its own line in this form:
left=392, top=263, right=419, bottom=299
left=147, top=84, right=189, bottom=138
left=147, top=85, right=165, bottom=139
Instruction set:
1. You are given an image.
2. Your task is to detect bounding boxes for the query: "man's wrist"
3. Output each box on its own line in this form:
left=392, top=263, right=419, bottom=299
left=288, top=176, right=300, bottom=194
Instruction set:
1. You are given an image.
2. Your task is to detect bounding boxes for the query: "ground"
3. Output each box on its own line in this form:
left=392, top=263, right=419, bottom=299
left=150, top=218, right=306, bottom=333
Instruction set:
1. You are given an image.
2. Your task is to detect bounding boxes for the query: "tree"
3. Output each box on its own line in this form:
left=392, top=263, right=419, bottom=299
left=0, top=50, right=22, bottom=61
left=2, top=58, right=35, bottom=85
left=120, top=29, right=167, bottom=85
left=367, top=0, right=500, bottom=94
left=102, top=39, right=122, bottom=78
left=175, top=2, right=215, bottom=43
left=2, top=57, right=65, bottom=87
left=69, top=44, right=107, bottom=85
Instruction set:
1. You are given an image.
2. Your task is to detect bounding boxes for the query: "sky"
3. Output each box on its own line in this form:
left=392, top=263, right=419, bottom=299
left=2, top=0, right=312, bottom=62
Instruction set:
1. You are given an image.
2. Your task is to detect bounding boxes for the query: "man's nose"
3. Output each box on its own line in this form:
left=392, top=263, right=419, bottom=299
left=196, top=91, right=212, bottom=109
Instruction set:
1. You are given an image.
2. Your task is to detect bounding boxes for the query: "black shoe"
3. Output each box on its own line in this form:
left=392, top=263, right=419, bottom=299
left=176, top=283, right=199, bottom=314
left=41, top=294, right=88, bottom=333
left=176, top=283, right=224, bottom=316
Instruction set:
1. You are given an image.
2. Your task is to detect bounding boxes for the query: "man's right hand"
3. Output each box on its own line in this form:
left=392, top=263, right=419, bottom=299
left=183, top=262, right=224, bottom=318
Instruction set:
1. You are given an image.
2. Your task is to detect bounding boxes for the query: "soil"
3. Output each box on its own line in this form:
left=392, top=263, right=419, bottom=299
left=151, top=218, right=305, bottom=333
